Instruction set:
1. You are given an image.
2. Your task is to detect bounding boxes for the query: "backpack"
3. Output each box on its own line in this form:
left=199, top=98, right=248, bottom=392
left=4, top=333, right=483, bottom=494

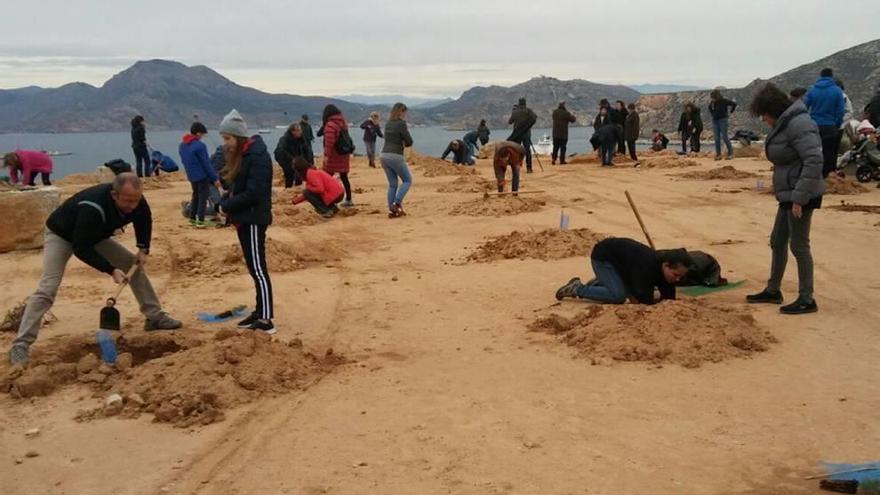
left=103, top=159, right=132, bottom=175
left=334, top=127, right=356, bottom=155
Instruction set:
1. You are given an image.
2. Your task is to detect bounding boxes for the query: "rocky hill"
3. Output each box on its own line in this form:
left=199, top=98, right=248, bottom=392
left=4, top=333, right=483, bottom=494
left=427, top=76, right=640, bottom=130
left=638, top=38, right=880, bottom=136
left=0, top=60, right=398, bottom=133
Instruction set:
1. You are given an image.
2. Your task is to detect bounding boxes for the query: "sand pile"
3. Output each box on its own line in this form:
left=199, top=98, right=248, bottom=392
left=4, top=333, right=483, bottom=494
left=449, top=196, right=545, bottom=217
left=641, top=149, right=677, bottom=157
left=567, top=154, right=602, bottom=165
left=530, top=300, right=777, bottom=368
left=825, top=175, right=869, bottom=195
left=829, top=202, right=880, bottom=214
left=642, top=156, right=700, bottom=169
left=467, top=228, right=605, bottom=262
left=142, top=173, right=184, bottom=190
left=57, top=172, right=100, bottom=186
left=0, top=181, right=14, bottom=191
left=680, top=165, right=758, bottom=180
left=733, top=145, right=764, bottom=158
left=410, top=152, right=478, bottom=177
left=437, top=175, right=495, bottom=193
left=1, top=331, right=340, bottom=427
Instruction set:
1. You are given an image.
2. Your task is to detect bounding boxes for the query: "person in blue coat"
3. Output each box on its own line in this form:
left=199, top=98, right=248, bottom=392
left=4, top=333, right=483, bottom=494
left=804, top=68, right=845, bottom=177
left=179, top=122, right=222, bottom=226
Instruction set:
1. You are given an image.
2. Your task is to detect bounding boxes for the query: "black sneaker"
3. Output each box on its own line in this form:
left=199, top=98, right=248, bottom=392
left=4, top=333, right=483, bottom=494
left=237, top=312, right=257, bottom=328
left=746, top=289, right=783, bottom=304
left=555, top=277, right=582, bottom=300
left=250, top=319, right=276, bottom=335
left=780, top=298, right=818, bottom=315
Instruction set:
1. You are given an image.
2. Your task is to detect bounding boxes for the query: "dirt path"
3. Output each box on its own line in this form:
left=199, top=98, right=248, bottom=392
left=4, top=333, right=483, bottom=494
left=2, top=154, right=879, bottom=494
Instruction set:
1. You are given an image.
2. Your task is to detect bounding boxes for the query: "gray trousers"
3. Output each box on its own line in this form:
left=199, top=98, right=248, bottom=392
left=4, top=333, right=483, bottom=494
left=13, top=232, right=163, bottom=349
left=766, top=205, right=815, bottom=301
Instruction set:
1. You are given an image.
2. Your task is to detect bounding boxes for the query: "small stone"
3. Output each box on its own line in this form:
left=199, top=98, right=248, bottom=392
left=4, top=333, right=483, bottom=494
left=24, top=428, right=40, bottom=438
left=115, top=353, right=133, bottom=371
left=391, top=276, right=398, bottom=282
left=25, top=450, right=39, bottom=458
left=15, top=458, right=23, bottom=464
left=104, top=394, right=124, bottom=416
left=352, top=461, right=368, bottom=467
left=127, top=393, right=146, bottom=408
left=98, top=363, right=115, bottom=375
left=76, top=354, right=99, bottom=375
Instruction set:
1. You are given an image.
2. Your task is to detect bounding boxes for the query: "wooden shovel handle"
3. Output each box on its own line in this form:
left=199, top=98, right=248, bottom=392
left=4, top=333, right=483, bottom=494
left=625, top=190, right=655, bottom=250
left=107, top=263, right=140, bottom=306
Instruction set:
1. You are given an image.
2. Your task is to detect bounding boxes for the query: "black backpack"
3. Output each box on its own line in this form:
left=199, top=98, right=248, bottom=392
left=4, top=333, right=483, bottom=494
left=103, top=159, right=132, bottom=175
left=334, top=127, right=356, bottom=155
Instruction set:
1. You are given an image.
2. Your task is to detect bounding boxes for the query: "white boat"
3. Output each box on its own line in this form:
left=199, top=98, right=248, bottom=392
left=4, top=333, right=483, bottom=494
left=532, top=134, right=552, bottom=155
left=43, top=150, right=73, bottom=157
left=274, top=125, right=288, bottom=129
left=257, top=129, right=272, bottom=135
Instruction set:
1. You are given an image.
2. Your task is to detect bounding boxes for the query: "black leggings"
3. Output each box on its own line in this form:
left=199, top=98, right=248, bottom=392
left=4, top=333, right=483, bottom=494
left=133, top=148, right=151, bottom=177
left=189, top=180, right=211, bottom=221
left=626, top=139, right=638, bottom=161
left=26, top=172, right=52, bottom=186
left=335, top=172, right=352, bottom=201
left=237, top=224, right=274, bottom=320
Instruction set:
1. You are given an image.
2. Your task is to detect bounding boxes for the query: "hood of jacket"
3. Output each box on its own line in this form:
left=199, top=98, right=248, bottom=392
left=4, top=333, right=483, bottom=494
left=182, top=133, right=201, bottom=145
left=243, top=135, right=268, bottom=156
left=813, top=76, right=836, bottom=89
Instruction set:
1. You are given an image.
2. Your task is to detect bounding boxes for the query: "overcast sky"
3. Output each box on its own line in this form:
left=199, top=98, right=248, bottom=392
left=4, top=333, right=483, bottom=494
left=1, top=0, right=877, bottom=97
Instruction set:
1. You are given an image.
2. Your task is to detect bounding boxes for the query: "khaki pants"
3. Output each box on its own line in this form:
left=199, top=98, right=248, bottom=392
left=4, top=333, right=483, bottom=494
left=13, top=232, right=163, bottom=349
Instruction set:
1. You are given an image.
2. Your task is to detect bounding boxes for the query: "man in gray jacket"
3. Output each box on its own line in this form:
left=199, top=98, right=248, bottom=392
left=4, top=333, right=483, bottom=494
left=746, top=83, right=824, bottom=315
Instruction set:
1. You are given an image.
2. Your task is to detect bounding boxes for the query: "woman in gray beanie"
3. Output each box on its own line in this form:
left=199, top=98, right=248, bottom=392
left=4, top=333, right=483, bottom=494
left=217, top=109, right=277, bottom=333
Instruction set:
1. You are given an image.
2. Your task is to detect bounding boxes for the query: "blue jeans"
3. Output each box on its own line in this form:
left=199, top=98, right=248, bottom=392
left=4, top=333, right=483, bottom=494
left=380, top=152, right=412, bottom=209
left=601, top=142, right=615, bottom=165
left=713, top=118, right=733, bottom=156
left=466, top=141, right=478, bottom=158
left=576, top=259, right=627, bottom=303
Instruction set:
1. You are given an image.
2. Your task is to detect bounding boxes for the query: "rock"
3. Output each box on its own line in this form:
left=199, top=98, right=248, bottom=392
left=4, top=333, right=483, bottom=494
left=126, top=393, right=146, bottom=408
left=0, top=187, right=61, bottom=253
left=97, top=363, right=115, bottom=375
left=25, top=450, right=39, bottom=458
left=115, top=352, right=133, bottom=371
left=50, top=363, right=77, bottom=382
left=24, top=428, right=40, bottom=438
left=78, top=371, right=107, bottom=384
left=13, top=374, right=55, bottom=398
left=76, top=354, right=100, bottom=375
left=391, top=276, right=399, bottom=282
left=154, top=403, right=180, bottom=423
left=15, top=458, right=23, bottom=464
left=104, top=394, right=124, bottom=416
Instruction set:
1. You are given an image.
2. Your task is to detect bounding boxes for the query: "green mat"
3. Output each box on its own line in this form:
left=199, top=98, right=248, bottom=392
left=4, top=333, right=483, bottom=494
left=680, top=280, right=746, bottom=297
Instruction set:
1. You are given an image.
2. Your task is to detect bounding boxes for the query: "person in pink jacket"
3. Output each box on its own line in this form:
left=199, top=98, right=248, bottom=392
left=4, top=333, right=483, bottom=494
left=292, top=157, right=345, bottom=218
left=3, top=150, right=53, bottom=186
left=321, top=104, right=354, bottom=207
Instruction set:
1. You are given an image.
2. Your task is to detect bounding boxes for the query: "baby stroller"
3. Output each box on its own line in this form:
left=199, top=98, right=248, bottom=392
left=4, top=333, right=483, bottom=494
left=838, top=124, right=880, bottom=183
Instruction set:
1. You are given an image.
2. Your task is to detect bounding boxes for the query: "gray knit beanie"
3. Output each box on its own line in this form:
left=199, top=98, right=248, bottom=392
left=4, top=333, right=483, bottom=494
left=219, top=109, right=249, bottom=137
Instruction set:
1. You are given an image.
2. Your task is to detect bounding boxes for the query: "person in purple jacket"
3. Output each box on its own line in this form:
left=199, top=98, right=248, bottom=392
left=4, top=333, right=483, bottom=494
left=179, top=122, right=222, bottom=227
left=360, top=112, right=384, bottom=168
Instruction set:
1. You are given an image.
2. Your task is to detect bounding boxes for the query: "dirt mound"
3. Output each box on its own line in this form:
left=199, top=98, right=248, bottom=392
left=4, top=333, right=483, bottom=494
left=530, top=300, right=777, bottom=368
left=142, top=173, right=184, bottom=190
left=828, top=202, right=880, bottom=214
left=642, top=156, right=700, bottom=169
left=566, top=154, right=601, bottom=165
left=467, top=228, right=605, bottom=262
left=449, top=196, right=545, bottom=217
left=680, top=165, right=758, bottom=180
left=0, top=181, right=14, bottom=191
left=733, top=145, right=764, bottom=158
left=410, top=152, right=478, bottom=177
left=641, top=149, right=677, bottom=157
left=825, top=175, right=869, bottom=195
left=157, top=237, right=343, bottom=279
left=57, top=172, right=99, bottom=186
left=437, top=175, right=495, bottom=193
left=0, top=331, right=341, bottom=427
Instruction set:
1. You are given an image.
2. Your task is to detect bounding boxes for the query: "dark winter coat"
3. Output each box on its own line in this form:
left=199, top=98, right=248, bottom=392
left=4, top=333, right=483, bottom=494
left=382, top=119, right=414, bottom=155
left=360, top=119, right=384, bottom=143
left=552, top=107, right=576, bottom=139
left=708, top=98, right=738, bottom=121
left=477, top=123, right=491, bottom=144
left=678, top=109, right=703, bottom=135
left=593, top=113, right=612, bottom=131
left=131, top=124, right=147, bottom=152
left=179, top=134, right=217, bottom=183
left=300, top=120, right=314, bottom=142
left=220, top=135, right=273, bottom=226
left=274, top=132, right=314, bottom=167
left=507, top=105, right=537, bottom=143
left=591, top=237, right=675, bottom=305
left=624, top=110, right=640, bottom=141
left=865, top=91, right=880, bottom=127
left=764, top=100, right=825, bottom=206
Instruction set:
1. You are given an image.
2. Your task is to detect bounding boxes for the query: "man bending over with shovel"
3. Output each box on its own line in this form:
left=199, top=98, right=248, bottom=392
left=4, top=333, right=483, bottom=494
left=8, top=172, right=182, bottom=365
left=493, top=141, right=526, bottom=194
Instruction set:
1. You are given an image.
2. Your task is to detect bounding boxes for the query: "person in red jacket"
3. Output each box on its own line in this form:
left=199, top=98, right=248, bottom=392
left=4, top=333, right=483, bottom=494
left=321, top=104, right=354, bottom=207
left=292, top=157, right=345, bottom=218
left=3, top=150, right=53, bottom=186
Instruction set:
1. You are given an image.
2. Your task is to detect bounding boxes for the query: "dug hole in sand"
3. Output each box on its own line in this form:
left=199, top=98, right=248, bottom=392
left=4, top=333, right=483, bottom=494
left=530, top=300, right=778, bottom=369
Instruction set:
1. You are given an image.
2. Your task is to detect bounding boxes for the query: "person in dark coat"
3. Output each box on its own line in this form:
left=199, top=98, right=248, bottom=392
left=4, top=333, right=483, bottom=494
left=592, top=107, right=619, bottom=166
left=708, top=89, right=738, bottom=160
left=551, top=102, right=576, bottom=165
left=803, top=68, right=845, bottom=177
left=624, top=103, right=640, bottom=163
left=441, top=139, right=475, bottom=165
left=274, top=123, right=314, bottom=188
left=612, top=100, right=629, bottom=154
left=677, top=103, right=703, bottom=154
left=321, top=104, right=354, bottom=207
left=462, top=129, right=481, bottom=157
left=555, top=238, right=691, bottom=305
left=507, top=98, right=537, bottom=173
left=865, top=84, right=880, bottom=127
left=745, top=83, right=825, bottom=315
left=217, top=109, right=276, bottom=334
left=477, top=119, right=491, bottom=145
left=130, top=115, right=150, bottom=177
left=360, top=112, right=384, bottom=168
left=651, top=129, right=670, bottom=151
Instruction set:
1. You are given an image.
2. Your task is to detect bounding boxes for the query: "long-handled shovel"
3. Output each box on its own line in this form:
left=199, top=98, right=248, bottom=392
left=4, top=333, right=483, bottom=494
left=530, top=143, right=545, bottom=172
left=99, top=264, right=139, bottom=331
left=624, top=190, right=655, bottom=249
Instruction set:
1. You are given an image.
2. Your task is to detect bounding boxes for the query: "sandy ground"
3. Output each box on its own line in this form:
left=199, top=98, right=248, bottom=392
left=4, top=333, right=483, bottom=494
left=1, top=150, right=879, bottom=495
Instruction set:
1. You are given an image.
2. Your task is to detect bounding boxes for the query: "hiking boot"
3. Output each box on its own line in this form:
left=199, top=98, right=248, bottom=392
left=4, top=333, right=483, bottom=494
left=8, top=344, right=29, bottom=365
left=714, top=154, right=722, bottom=161
left=725, top=154, right=734, bottom=160
left=746, top=289, right=783, bottom=304
left=555, top=277, right=582, bottom=301
left=144, top=313, right=183, bottom=331
left=340, top=200, right=354, bottom=208
left=526, top=168, right=534, bottom=174
left=188, top=218, right=198, bottom=226
left=780, top=298, right=818, bottom=315
left=250, top=319, right=276, bottom=335
left=322, top=209, right=337, bottom=219
left=237, top=312, right=257, bottom=328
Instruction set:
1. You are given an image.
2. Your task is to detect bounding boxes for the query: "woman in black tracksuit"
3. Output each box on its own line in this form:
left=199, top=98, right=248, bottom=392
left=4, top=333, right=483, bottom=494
left=217, top=109, right=276, bottom=334
left=131, top=115, right=150, bottom=177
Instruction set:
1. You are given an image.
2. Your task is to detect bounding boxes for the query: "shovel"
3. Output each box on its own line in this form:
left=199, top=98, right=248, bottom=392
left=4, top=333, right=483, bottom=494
left=99, top=264, right=139, bottom=331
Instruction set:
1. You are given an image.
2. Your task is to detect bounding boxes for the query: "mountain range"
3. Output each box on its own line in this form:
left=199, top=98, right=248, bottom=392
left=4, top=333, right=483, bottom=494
left=0, top=38, right=878, bottom=135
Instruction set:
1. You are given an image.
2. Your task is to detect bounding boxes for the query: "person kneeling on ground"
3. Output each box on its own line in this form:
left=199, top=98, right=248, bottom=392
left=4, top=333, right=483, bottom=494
left=441, top=139, right=475, bottom=165
left=3, top=150, right=53, bottom=186
left=8, top=173, right=182, bottom=365
left=555, top=237, right=691, bottom=305
left=651, top=129, right=669, bottom=151
left=292, top=157, right=345, bottom=218
left=493, top=141, right=525, bottom=193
